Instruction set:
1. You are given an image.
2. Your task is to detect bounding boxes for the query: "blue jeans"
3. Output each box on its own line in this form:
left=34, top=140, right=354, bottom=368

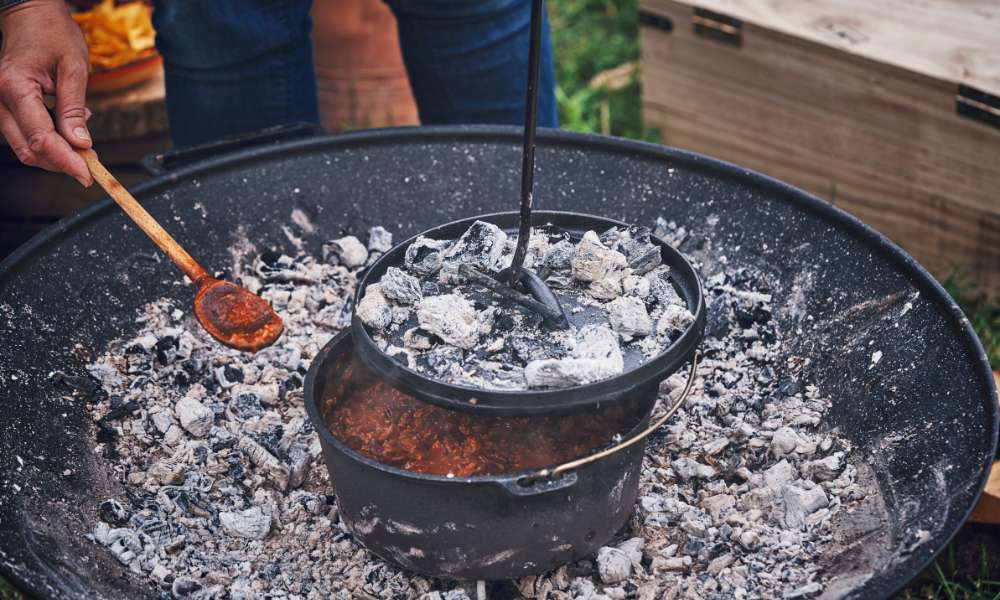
left=152, top=0, right=557, bottom=148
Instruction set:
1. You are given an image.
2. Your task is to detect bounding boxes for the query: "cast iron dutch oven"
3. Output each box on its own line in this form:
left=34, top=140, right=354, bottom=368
left=305, top=329, right=696, bottom=580
left=305, top=210, right=704, bottom=578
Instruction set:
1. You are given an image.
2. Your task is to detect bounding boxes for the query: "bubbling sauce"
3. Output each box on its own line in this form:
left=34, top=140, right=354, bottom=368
left=320, top=351, right=648, bottom=477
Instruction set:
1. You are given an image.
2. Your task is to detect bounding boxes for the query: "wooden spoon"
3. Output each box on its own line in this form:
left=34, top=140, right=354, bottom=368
left=79, top=149, right=283, bottom=352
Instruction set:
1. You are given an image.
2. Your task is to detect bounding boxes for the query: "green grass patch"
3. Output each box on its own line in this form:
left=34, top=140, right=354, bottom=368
left=549, top=0, right=659, bottom=141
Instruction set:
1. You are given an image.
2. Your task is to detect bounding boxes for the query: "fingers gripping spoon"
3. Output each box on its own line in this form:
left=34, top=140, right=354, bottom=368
left=78, top=149, right=284, bottom=352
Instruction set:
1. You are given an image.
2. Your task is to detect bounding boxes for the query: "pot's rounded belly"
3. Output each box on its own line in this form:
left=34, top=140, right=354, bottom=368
left=322, top=433, right=647, bottom=580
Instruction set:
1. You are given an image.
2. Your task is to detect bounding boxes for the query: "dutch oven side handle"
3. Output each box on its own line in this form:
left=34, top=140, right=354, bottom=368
left=141, top=122, right=322, bottom=175
left=495, top=471, right=580, bottom=497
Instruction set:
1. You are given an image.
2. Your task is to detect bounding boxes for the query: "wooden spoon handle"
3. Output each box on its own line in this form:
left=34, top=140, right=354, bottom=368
left=79, top=148, right=209, bottom=284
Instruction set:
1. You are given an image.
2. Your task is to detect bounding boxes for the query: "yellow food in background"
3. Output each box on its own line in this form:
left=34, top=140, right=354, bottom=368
left=72, top=0, right=156, bottom=71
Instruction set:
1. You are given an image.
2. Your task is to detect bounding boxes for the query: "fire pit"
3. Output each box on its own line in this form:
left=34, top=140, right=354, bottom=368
left=0, top=126, right=996, bottom=599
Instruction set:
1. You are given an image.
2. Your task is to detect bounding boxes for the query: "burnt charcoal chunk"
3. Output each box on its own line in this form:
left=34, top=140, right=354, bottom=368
left=101, top=399, right=139, bottom=422
left=721, top=371, right=742, bottom=389
left=705, top=295, right=731, bottom=340
left=598, top=226, right=623, bottom=247
left=99, top=499, right=131, bottom=525
left=250, top=425, right=285, bottom=459
left=414, top=347, right=464, bottom=379
left=262, top=564, right=281, bottom=580
left=507, top=336, right=566, bottom=364
left=756, top=366, right=775, bottom=385
left=685, top=538, right=705, bottom=555
left=442, top=220, right=507, bottom=272
left=380, top=267, right=423, bottom=305
left=259, top=250, right=283, bottom=268
left=215, top=364, right=246, bottom=389
left=421, top=281, right=440, bottom=296
left=542, top=240, right=575, bottom=271
left=535, top=223, right=571, bottom=244
left=229, top=390, right=263, bottom=420
left=280, top=373, right=303, bottom=396
left=620, top=233, right=661, bottom=275
left=778, top=378, right=802, bottom=397
left=323, top=236, right=368, bottom=268
left=648, top=270, right=683, bottom=308
left=96, top=421, right=119, bottom=458
left=226, top=455, right=245, bottom=478
left=404, top=236, right=450, bottom=275
left=172, top=578, right=201, bottom=598
left=155, top=336, right=179, bottom=365
left=367, top=226, right=394, bottom=253
left=493, top=311, right=517, bottom=332
left=192, top=445, right=209, bottom=464
left=734, top=306, right=754, bottom=329
left=50, top=371, right=102, bottom=399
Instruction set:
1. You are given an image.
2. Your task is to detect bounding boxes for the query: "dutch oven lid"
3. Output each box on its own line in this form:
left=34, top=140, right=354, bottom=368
left=351, top=210, right=706, bottom=417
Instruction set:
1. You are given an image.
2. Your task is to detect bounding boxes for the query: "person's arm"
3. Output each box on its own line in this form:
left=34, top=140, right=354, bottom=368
left=0, top=0, right=92, bottom=185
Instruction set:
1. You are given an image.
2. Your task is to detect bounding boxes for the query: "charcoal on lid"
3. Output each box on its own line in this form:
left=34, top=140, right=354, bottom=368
left=404, top=236, right=451, bottom=275
left=571, top=230, right=627, bottom=283
left=441, top=220, right=508, bottom=273
left=416, top=293, right=480, bottom=350
left=357, top=284, right=393, bottom=331
left=380, top=267, right=423, bottom=305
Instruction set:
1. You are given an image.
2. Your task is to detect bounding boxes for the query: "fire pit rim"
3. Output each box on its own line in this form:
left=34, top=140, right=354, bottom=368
left=0, top=125, right=995, bottom=600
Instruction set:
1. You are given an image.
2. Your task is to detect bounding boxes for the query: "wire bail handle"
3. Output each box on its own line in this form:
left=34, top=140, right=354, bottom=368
left=526, top=348, right=701, bottom=481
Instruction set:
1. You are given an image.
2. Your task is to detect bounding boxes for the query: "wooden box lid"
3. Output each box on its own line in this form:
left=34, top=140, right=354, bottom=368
left=654, top=0, right=1000, bottom=96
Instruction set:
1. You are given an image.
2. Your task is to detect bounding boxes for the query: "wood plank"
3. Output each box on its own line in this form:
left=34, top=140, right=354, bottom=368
left=969, top=371, right=1000, bottom=524
left=639, top=0, right=1000, bottom=297
left=647, top=0, right=1000, bottom=95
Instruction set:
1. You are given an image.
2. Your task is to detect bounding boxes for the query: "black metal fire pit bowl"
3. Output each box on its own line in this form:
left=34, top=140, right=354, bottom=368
left=352, top=210, right=706, bottom=417
left=0, top=126, right=996, bottom=599
left=305, top=329, right=688, bottom=580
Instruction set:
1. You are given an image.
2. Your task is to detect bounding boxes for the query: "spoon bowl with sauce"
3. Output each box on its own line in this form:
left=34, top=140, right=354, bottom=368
left=79, top=149, right=283, bottom=352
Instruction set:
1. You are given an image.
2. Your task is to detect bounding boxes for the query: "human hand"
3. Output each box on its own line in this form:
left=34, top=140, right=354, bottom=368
left=0, top=0, right=92, bottom=185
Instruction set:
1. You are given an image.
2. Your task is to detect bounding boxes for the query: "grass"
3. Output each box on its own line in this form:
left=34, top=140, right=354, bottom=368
left=549, top=0, right=659, bottom=141
left=943, top=273, right=1000, bottom=371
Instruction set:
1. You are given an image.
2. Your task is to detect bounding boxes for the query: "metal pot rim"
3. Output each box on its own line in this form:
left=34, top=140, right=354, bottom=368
left=303, top=328, right=658, bottom=487
left=351, top=210, right=706, bottom=417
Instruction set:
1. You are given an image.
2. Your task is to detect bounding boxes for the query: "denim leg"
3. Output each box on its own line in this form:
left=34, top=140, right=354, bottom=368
left=152, top=0, right=319, bottom=148
left=383, top=0, right=558, bottom=127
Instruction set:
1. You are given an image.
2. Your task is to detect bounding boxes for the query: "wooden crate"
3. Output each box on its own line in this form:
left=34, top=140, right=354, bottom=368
left=639, top=0, right=1000, bottom=297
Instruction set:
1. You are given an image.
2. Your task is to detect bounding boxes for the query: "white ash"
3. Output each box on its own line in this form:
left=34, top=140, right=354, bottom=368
left=523, top=325, right=624, bottom=388
left=322, top=235, right=368, bottom=269
left=606, top=296, right=652, bottom=342
left=361, top=221, right=693, bottom=390
left=81, top=217, right=869, bottom=599
left=219, top=506, right=272, bottom=540
left=367, top=226, right=394, bottom=254
left=356, top=283, right=393, bottom=330
left=417, top=293, right=483, bottom=350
